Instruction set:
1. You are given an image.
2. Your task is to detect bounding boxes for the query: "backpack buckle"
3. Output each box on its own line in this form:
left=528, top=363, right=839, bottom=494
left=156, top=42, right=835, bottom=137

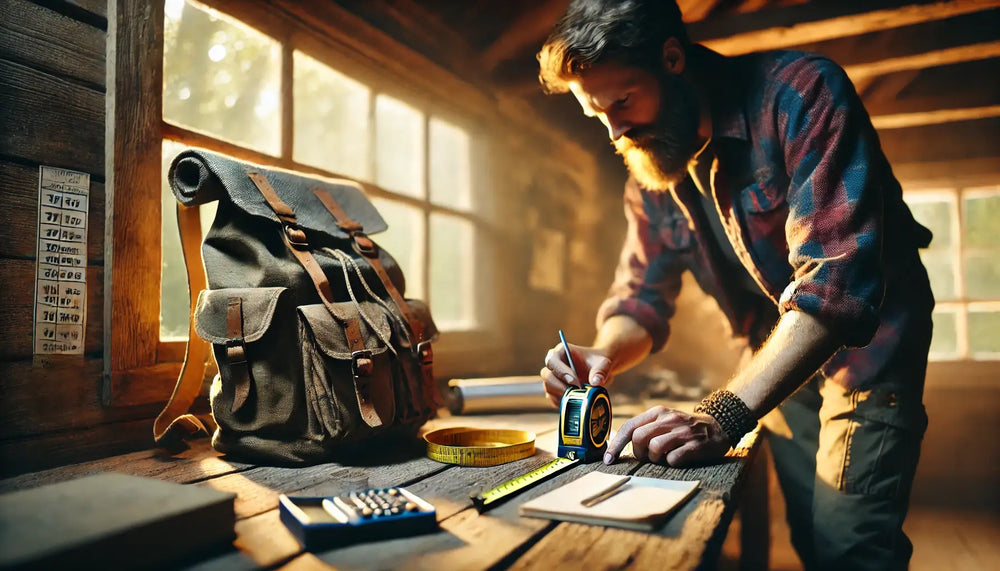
left=283, top=223, right=308, bottom=249
left=416, top=341, right=433, bottom=366
left=225, top=337, right=247, bottom=365
left=351, top=349, right=374, bottom=377
left=351, top=231, right=378, bottom=257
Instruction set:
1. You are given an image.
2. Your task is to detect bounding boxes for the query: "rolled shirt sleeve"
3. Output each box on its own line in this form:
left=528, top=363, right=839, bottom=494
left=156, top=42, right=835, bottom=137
left=773, top=56, right=885, bottom=346
left=596, top=177, right=686, bottom=353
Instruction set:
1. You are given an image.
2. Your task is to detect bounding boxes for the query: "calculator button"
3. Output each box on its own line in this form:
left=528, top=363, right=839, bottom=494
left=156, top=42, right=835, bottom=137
left=390, top=506, right=401, bottom=515
left=388, top=488, right=399, bottom=496
left=360, top=507, right=373, bottom=518
left=405, top=502, right=418, bottom=512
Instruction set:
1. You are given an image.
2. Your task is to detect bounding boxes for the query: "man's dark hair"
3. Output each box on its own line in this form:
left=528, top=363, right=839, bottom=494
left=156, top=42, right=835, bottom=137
left=537, top=0, right=688, bottom=94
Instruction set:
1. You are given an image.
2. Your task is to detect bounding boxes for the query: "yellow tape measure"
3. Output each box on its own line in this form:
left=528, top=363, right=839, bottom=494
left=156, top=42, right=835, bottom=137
left=471, top=456, right=579, bottom=512
left=423, top=427, right=536, bottom=467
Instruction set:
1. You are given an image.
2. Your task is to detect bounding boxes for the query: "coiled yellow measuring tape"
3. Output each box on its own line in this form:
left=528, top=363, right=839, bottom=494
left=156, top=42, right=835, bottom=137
left=423, top=427, right=536, bottom=467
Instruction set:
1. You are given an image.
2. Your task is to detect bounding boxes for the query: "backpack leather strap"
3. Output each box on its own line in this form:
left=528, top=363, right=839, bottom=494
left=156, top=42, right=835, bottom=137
left=226, top=297, right=252, bottom=413
left=312, top=188, right=440, bottom=413
left=153, top=203, right=215, bottom=448
left=248, top=171, right=383, bottom=428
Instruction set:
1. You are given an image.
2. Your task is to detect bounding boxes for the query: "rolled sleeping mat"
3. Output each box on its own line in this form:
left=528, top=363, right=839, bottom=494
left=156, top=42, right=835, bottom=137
left=447, top=376, right=551, bottom=415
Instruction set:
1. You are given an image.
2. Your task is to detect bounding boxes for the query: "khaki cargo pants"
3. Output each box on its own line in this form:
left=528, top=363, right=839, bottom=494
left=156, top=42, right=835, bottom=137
left=763, top=370, right=928, bottom=571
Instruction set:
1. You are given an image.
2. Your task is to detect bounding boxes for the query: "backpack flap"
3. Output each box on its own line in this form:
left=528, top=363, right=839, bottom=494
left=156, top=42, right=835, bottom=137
left=168, top=148, right=387, bottom=243
left=298, top=302, right=397, bottom=434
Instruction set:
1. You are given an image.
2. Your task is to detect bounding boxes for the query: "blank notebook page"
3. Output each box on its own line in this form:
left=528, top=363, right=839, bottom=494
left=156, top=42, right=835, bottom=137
left=519, top=471, right=700, bottom=530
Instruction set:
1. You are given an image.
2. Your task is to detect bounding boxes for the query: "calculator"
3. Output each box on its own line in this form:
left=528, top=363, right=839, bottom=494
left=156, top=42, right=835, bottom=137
left=279, top=487, right=437, bottom=548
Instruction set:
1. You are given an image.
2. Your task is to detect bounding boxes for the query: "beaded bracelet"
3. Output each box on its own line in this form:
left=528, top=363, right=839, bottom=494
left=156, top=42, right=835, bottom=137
left=694, top=389, right=757, bottom=447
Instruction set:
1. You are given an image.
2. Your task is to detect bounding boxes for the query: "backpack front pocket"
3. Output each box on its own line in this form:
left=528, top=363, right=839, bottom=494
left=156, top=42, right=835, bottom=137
left=298, top=301, right=397, bottom=441
left=194, top=287, right=307, bottom=437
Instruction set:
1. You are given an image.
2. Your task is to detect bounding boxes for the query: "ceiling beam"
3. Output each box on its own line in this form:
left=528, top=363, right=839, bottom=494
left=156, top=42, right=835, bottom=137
left=677, top=0, right=723, bottom=23
left=482, top=0, right=569, bottom=71
left=871, top=104, right=1000, bottom=129
left=692, top=0, right=1000, bottom=55
left=844, top=40, right=1000, bottom=81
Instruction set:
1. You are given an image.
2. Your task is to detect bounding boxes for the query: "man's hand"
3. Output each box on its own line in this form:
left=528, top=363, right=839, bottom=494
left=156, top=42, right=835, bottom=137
left=539, top=343, right=613, bottom=407
left=604, top=406, right=731, bottom=466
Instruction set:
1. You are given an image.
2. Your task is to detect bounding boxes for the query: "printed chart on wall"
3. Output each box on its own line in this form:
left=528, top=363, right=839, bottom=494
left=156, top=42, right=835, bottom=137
left=33, top=167, right=89, bottom=355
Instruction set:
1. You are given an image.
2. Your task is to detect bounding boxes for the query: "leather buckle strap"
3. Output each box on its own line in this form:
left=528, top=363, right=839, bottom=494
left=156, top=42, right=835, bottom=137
left=225, top=338, right=247, bottom=365
left=351, top=231, right=377, bottom=257
left=416, top=340, right=433, bottom=366
left=283, top=223, right=308, bottom=249
left=226, top=297, right=252, bottom=414
left=351, top=349, right=374, bottom=378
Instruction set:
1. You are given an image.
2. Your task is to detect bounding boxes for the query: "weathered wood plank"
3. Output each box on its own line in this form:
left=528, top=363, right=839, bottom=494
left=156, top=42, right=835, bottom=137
left=0, top=438, right=249, bottom=493
left=308, top=457, right=629, bottom=570
left=880, top=116, right=1000, bottom=164
left=0, top=58, right=104, bottom=174
left=0, top=260, right=102, bottom=360
left=0, top=357, right=163, bottom=442
left=104, top=0, right=163, bottom=385
left=691, top=0, right=1000, bottom=55
left=62, top=0, right=108, bottom=21
left=0, top=161, right=105, bottom=261
left=0, top=418, right=157, bottom=478
left=195, top=416, right=563, bottom=569
left=0, top=0, right=105, bottom=87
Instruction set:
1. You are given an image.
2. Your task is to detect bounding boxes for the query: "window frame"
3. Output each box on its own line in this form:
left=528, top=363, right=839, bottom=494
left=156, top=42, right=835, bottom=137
left=105, top=0, right=507, bottom=406
left=903, top=184, right=1000, bottom=362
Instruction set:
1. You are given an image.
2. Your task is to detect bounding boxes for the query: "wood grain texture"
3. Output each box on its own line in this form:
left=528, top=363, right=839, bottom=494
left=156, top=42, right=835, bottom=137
left=63, top=0, right=108, bottom=20
left=0, top=161, right=106, bottom=262
left=0, top=0, right=105, bottom=87
left=0, top=260, right=102, bottom=360
left=0, top=438, right=250, bottom=494
left=0, top=59, right=104, bottom=174
left=105, top=0, right=164, bottom=379
left=0, top=417, right=158, bottom=478
left=0, top=358, right=164, bottom=441
left=0, top=407, right=760, bottom=569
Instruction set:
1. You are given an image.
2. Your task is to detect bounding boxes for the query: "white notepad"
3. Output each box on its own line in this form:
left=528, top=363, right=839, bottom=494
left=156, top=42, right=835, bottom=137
left=519, top=471, right=700, bottom=531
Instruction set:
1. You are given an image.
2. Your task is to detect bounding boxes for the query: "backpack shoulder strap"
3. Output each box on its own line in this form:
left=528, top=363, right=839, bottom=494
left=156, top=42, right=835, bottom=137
left=153, top=203, right=214, bottom=448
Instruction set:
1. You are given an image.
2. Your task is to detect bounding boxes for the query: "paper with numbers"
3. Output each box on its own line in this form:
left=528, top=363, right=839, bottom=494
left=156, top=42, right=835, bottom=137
left=34, top=166, right=89, bottom=355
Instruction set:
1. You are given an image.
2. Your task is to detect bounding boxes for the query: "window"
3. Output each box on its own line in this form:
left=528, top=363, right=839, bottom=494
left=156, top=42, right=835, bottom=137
left=159, top=0, right=487, bottom=343
left=905, top=186, right=1000, bottom=360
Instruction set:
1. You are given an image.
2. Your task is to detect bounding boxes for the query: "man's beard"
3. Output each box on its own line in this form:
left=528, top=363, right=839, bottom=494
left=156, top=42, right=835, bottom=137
left=614, top=72, right=701, bottom=191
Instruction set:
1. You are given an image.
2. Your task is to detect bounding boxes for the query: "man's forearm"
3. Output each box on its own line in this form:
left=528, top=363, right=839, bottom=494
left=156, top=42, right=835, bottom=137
left=593, top=314, right=654, bottom=376
left=727, top=310, right=843, bottom=418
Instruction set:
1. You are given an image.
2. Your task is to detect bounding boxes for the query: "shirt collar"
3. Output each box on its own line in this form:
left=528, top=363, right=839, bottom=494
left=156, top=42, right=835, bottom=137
left=690, top=45, right=749, bottom=142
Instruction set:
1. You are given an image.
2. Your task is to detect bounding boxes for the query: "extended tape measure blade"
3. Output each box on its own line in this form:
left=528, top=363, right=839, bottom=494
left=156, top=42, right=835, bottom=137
left=471, top=457, right=580, bottom=513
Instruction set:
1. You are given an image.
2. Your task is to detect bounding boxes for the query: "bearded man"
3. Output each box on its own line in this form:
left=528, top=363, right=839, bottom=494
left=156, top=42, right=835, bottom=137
left=536, top=1, right=934, bottom=569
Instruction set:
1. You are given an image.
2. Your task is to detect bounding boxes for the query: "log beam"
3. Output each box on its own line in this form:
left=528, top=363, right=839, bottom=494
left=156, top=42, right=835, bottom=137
left=872, top=104, right=1000, bottom=129
left=845, top=40, right=1000, bottom=81
left=693, top=0, right=1000, bottom=55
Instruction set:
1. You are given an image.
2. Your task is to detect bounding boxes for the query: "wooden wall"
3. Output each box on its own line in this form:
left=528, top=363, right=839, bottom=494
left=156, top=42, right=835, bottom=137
left=0, top=0, right=169, bottom=477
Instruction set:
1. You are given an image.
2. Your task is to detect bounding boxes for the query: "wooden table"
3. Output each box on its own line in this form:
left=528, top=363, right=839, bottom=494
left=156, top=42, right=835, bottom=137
left=0, top=403, right=763, bottom=570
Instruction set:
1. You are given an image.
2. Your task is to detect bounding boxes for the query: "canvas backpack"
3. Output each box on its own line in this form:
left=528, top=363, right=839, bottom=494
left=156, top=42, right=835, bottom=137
left=153, top=148, right=441, bottom=464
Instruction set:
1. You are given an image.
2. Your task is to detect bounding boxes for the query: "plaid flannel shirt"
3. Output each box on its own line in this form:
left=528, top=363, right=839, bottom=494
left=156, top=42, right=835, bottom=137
left=597, top=48, right=934, bottom=390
